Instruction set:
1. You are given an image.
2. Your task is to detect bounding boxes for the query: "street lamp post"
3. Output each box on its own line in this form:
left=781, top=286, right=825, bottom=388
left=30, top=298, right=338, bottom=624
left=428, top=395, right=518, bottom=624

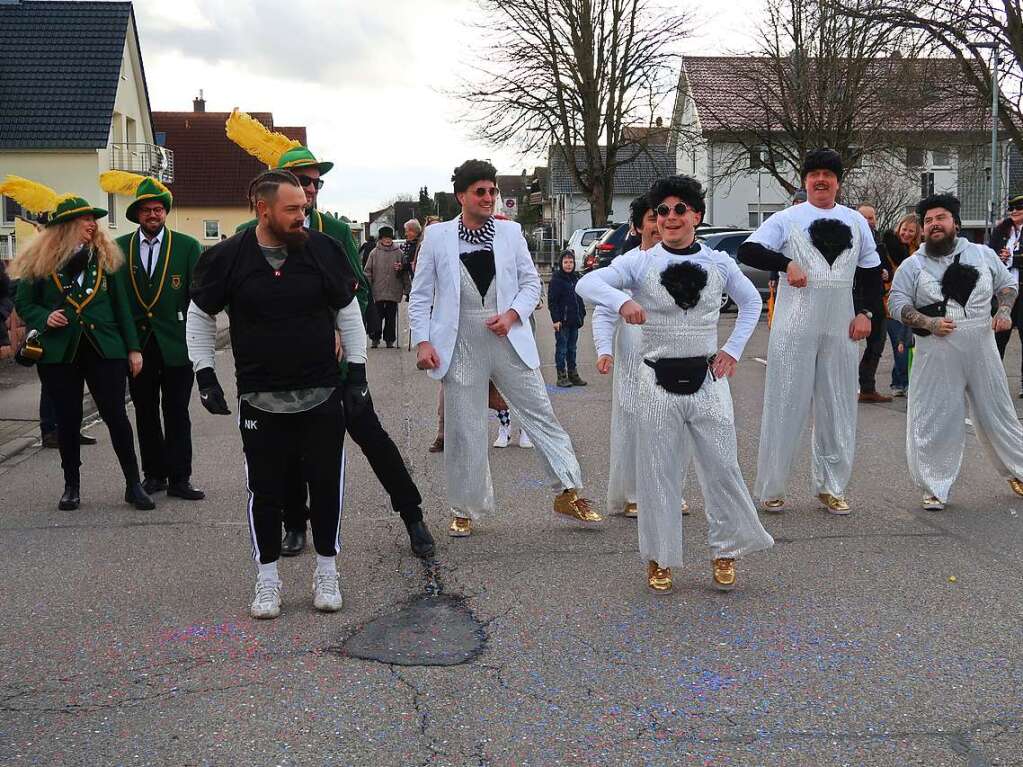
left=976, top=41, right=1000, bottom=234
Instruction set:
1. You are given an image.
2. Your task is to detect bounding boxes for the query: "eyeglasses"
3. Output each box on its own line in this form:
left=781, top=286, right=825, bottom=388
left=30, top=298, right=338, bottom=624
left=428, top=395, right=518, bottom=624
left=471, top=187, right=499, bottom=198
left=1009, top=203, right=1023, bottom=212
left=656, top=202, right=689, bottom=217
left=296, top=175, right=324, bottom=191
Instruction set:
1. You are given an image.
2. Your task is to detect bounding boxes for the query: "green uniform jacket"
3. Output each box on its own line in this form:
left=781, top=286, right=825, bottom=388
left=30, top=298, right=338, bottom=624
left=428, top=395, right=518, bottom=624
left=15, top=254, right=141, bottom=364
left=115, top=228, right=202, bottom=367
left=236, top=210, right=369, bottom=313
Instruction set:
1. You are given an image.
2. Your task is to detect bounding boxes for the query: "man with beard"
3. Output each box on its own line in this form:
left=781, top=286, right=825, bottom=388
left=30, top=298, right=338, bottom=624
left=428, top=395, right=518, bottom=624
left=854, top=204, right=893, bottom=404
left=577, top=175, right=773, bottom=593
left=590, top=194, right=690, bottom=519
left=409, top=159, right=599, bottom=537
left=187, top=170, right=368, bottom=619
left=101, top=172, right=205, bottom=500
left=738, top=148, right=881, bottom=514
left=228, top=110, right=435, bottom=559
left=889, top=194, right=1023, bottom=510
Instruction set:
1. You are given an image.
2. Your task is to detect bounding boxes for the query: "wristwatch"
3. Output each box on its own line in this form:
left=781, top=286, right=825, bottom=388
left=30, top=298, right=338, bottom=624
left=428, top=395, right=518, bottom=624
left=858, top=309, right=873, bottom=319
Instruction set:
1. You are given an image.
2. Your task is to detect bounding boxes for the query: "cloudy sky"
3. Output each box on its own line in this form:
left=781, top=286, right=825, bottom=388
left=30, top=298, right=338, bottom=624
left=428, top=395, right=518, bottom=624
left=133, top=0, right=764, bottom=221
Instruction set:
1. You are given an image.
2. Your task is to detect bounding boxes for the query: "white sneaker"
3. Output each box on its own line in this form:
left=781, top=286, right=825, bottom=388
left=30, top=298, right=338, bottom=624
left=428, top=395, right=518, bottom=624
left=312, top=570, right=344, bottom=612
left=922, top=495, right=945, bottom=511
left=517, top=430, right=534, bottom=449
left=250, top=578, right=282, bottom=620
left=493, top=425, right=511, bottom=448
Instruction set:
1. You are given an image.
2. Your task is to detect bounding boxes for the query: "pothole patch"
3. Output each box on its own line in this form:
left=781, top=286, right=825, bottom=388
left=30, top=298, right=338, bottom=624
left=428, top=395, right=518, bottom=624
left=341, top=595, right=485, bottom=667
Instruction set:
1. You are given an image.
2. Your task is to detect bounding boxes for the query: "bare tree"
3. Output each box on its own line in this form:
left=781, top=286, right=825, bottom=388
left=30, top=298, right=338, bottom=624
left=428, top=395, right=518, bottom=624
left=831, top=0, right=1022, bottom=147
left=687, top=0, right=935, bottom=195
left=455, top=0, right=685, bottom=226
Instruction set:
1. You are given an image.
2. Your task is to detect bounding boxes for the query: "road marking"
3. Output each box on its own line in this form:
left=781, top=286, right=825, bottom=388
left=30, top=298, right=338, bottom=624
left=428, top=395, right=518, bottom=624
left=754, top=357, right=768, bottom=367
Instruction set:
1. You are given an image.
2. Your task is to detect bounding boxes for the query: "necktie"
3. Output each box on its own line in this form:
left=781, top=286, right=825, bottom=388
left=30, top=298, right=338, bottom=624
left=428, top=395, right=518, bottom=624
left=143, top=239, right=156, bottom=277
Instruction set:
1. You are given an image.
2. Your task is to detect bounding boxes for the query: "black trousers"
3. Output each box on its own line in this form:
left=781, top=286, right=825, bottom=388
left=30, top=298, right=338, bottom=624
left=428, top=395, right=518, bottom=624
left=995, top=294, right=1023, bottom=381
left=858, top=311, right=888, bottom=392
left=37, top=341, right=140, bottom=485
left=239, top=391, right=345, bottom=564
left=128, top=338, right=195, bottom=483
left=283, top=393, right=422, bottom=533
left=368, top=300, right=398, bottom=344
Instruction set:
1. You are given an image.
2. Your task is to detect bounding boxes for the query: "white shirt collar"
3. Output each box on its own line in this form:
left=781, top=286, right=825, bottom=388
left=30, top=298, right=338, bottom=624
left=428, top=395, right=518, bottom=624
left=140, top=227, right=165, bottom=246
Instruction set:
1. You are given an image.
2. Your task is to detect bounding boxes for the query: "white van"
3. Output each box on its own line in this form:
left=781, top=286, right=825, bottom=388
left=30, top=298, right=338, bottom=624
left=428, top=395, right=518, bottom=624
left=565, top=227, right=611, bottom=260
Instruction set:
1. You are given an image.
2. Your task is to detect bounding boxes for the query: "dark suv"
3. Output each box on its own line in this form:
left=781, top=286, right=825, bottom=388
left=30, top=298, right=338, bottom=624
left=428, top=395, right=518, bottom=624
left=582, top=223, right=631, bottom=271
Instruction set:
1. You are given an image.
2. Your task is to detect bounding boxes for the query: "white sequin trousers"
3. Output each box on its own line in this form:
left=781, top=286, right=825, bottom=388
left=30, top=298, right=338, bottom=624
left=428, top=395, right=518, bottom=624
left=443, top=267, right=583, bottom=519
left=908, top=318, right=1023, bottom=502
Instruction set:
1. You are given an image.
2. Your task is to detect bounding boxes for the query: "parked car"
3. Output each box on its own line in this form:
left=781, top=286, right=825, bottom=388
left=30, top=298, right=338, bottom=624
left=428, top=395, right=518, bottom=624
left=565, top=227, right=611, bottom=261
left=582, top=223, right=629, bottom=271
left=696, top=229, right=771, bottom=311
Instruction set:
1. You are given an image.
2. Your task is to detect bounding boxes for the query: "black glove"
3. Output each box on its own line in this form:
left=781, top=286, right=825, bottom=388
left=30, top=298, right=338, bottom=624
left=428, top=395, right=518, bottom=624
left=343, top=363, right=370, bottom=420
left=196, top=367, right=231, bottom=415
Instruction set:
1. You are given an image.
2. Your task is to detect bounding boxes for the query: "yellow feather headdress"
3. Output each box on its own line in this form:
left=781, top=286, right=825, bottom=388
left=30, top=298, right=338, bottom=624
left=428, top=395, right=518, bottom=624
left=99, top=170, right=170, bottom=197
left=225, top=108, right=301, bottom=167
left=0, top=175, right=73, bottom=215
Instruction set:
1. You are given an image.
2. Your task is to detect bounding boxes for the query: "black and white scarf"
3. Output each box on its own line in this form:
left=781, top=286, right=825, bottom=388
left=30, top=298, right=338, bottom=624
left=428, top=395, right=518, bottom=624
left=458, top=216, right=496, bottom=248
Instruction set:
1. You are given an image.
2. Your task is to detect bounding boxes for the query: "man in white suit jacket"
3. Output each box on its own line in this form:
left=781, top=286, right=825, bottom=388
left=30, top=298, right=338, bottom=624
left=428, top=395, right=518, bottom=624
left=409, top=159, right=600, bottom=536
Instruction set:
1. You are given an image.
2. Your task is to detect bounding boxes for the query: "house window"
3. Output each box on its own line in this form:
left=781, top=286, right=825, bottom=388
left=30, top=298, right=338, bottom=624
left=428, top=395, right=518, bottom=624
left=749, top=147, right=765, bottom=170
left=920, top=172, right=935, bottom=198
left=107, top=193, right=117, bottom=228
left=1, top=195, right=24, bottom=225
left=748, top=203, right=783, bottom=228
left=906, top=148, right=925, bottom=168
left=203, top=220, right=220, bottom=240
left=930, top=148, right=951, bottom=168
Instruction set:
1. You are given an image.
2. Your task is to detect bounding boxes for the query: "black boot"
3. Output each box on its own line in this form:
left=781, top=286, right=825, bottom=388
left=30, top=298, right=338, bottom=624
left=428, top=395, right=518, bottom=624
left=401, top=509, right=435, bottom=558
left=58, top=482, right=80, bottom=511
left=143, top=476, right=168, bottom=494
left=568, top=368, right=587, bottom=386
left=168, top=480, right=205, bottom=500
left=556, top=368, right=571, bottom=387
left=281, top=528, right=306, bottom=557
left=125, top=480, right=156, bottom=510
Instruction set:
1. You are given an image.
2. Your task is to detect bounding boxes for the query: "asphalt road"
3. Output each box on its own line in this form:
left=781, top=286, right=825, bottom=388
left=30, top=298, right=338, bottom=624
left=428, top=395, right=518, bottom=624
left=2, top=307, right=1022, bottom=766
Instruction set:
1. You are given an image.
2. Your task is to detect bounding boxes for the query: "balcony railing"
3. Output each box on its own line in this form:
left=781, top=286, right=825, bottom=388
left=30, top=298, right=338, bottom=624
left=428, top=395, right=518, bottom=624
left=109, top=143, right=175, bottom=184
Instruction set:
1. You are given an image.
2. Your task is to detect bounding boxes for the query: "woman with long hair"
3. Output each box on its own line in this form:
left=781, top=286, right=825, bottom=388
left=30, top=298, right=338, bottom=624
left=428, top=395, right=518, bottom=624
left=882, top=213, right=922, bottom=396
left=3, top=176, right=153, bottom=511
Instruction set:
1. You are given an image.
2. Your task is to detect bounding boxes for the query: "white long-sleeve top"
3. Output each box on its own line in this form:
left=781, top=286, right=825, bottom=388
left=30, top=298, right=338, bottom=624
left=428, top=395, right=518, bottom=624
left=575, top=241, right=762, bottom=361
left=589, top=246, right=643, bottom=358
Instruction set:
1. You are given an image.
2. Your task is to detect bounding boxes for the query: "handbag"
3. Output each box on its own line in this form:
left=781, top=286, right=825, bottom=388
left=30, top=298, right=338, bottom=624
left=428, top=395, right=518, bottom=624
left=14, top=328, right=44, bottom=367
left=911, top=302, right=945, bottom=337
left=643, top=355, right=716, bottom=395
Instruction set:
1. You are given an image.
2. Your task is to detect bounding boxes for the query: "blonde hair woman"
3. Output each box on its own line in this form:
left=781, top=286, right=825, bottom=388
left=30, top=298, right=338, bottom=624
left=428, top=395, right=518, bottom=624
left=3, top=176, right=153, bottom=511
left=881, top=212, right=922, bottom=396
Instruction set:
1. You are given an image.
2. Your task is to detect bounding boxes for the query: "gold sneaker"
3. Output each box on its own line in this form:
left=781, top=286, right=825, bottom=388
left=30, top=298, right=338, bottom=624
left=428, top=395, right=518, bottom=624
left=1010, top=478, right=1023, bottom=497
left=554, top=489, right=603, bottom=523
left=818, top=493, right=850, bottom=515
left=763, top=498, right=785, bottom=513
left=922, top=495, right=945, bottom=511
left=448, top=516, right=472, bottom=537
left=712, top=558, right=736, bottom=591
left=623, top=502, right=638, bottom=518
left=681, top=498, right=690, bottom=516
left=647, top=561, right=673, bottom=594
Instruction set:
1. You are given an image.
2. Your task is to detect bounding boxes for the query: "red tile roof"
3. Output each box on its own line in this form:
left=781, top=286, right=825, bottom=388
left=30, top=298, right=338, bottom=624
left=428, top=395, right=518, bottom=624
left=680, top=56, right=987, bottom=137
left=152, top=111, right=307, bottom=207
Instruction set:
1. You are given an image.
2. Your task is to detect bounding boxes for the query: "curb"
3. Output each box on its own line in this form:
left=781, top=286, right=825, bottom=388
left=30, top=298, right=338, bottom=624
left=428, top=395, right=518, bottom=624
left=0, top=435, right=36, bottom=464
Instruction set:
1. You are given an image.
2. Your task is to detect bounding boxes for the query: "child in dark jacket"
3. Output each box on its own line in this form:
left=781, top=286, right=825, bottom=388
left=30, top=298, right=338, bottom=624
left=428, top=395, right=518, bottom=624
left=548, top=251, right=587, bottom=387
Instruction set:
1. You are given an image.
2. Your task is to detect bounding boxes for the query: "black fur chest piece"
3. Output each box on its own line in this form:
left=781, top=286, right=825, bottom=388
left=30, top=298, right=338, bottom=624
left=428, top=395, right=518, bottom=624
left=941, top=259, right=980, bottom=309
left=808, top=219, right=853, bottom=266
left=660, top=262, right=708, bottom=310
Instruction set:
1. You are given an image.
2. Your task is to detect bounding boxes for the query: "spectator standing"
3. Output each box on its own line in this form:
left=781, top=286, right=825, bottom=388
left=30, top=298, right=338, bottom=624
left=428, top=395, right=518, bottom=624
left=364, top=226, right=408, bottom=348
left=0, top=259, right=11, bottom=351
left=548, top=250, right=587, bottom=387
left=856, top=204, right=892, bottom=403
left=881, top=213, right=920, bottom=396
left=358, top=235, right=376, bottom=267
left=402, top=219, right=422, bottom=276
left=989, top=193, right=1023, bottom=397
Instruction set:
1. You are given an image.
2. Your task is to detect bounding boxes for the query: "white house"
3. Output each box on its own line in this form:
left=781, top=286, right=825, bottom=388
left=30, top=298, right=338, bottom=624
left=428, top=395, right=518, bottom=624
left=668, top=56, right=1003, bottom=239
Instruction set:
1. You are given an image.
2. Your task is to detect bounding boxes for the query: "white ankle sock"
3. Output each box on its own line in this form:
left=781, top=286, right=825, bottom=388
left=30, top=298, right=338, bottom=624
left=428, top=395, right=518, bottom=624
left=315, top=555, right=337, bottom=575
left=257, top=561, right=280, bottom=584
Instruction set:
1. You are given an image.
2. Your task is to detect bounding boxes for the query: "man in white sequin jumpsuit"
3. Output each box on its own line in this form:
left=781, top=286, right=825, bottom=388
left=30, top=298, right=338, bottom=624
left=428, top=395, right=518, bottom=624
left=738, top=149, right=880, bottom=514
left=578, top=175, right=773, bottom=594
left=888, top=193, right=1023, bottom=510
left=409, top=160, right=600, bottom=537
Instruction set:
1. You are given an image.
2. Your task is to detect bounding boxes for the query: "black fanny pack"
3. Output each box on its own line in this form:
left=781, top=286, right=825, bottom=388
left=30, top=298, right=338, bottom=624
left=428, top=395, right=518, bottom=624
left=911, top=302, right=945, bottom=337
left=643, top=355, right=715, bottom=395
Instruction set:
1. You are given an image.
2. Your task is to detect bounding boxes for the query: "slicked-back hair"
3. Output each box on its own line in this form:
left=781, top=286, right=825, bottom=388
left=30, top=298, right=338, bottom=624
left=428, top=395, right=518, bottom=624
left=452, top=159, right=498, bottom=194
left=248, top=169, right=302, bottom=211
left=647, top=175, right=706, bottom=215
left=630, top=195, right=653, bottom=229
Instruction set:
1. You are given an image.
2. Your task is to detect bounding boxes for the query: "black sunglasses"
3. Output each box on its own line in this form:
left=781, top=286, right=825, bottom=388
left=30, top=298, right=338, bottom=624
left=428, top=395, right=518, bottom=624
left=1009, top=202, right=1023, bottom=212
left=296, top=174, right=324, bottom=191
left=656, top=202, right=689, bottom=217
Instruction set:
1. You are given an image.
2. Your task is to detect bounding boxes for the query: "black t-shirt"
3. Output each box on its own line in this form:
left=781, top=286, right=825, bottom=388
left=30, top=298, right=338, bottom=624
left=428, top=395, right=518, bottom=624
left=191, top=228, right=356, bottom=394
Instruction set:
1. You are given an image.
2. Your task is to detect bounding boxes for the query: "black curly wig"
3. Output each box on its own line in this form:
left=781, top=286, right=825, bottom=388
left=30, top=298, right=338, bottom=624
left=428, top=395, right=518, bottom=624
left=801, top=148, right=844, bottom=183
left=647, top=175, right=706, bottom=216
left=916, top=193, right=962, bottom=227
left=808, top=218, right=853, bottom=266
left=660, top=262, right=708, bottom=310
left=941, top=260, right=980, bottom=309
left=452, top=159, right=498, bottom=194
